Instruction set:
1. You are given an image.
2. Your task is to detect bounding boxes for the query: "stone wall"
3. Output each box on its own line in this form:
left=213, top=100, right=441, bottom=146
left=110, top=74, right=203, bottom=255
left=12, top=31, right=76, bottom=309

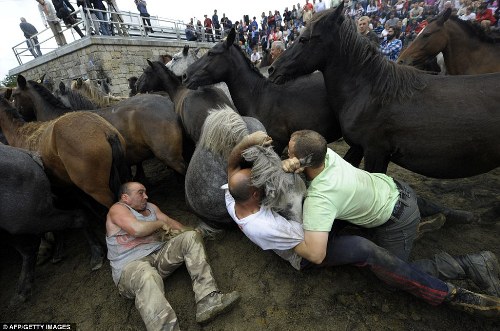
left=9, top=36, right=212, bottom=97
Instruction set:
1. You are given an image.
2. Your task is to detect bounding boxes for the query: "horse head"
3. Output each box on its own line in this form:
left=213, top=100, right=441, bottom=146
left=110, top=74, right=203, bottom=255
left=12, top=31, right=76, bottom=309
left=269, top=5, right=345, bottom=84
left=242, top=145, right=306, bottom=222
left=54, top=81, right=98, bottom=110
left=11, top=75, right=37, bottom=121
left=167, top=44, right=200, bottom=77
left=397, top=8, right=452, bottom=68
left=183, top=28, right=241, bottom=89
left=136, top=60, right=182, bottom=99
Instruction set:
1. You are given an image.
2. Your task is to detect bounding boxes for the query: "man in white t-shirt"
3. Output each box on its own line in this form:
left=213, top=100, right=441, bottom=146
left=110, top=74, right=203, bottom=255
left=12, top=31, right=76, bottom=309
left=223, top=131, right=500, bottom=318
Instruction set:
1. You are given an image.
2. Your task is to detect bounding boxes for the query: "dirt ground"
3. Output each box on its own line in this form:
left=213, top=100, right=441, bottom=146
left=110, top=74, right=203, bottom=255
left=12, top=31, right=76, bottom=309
left=1, top=141, right=499, bottom=331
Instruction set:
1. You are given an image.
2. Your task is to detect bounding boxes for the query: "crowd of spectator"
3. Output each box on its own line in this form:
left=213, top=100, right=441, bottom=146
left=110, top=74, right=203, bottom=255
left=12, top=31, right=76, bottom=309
left=186, top=0, right=499, bottom=65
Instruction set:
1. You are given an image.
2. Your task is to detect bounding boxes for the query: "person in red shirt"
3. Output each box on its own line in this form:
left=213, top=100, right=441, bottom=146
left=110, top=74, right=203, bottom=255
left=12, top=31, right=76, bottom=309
left=476, top=2, right=497, bottom=30
left=204, top=14, right=215, bottom=42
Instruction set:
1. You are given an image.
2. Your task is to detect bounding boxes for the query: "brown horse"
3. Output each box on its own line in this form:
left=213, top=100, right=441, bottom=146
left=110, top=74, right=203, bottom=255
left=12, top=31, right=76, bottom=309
left=0, top=96, right=128, bottom=209
left=398, top=9, right=500, bottom=74
left=12, top=75, right=186, bottom=177
left=70, top=78, right=125, bottom=107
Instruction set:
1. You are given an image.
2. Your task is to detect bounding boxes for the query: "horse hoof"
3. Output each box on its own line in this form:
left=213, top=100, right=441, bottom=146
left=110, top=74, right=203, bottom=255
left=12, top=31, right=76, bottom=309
left=90, top=256, right=104, bottom=271
left=444, top=210, right=477, bottom=224
left=9, top=293, right=28, bottom=307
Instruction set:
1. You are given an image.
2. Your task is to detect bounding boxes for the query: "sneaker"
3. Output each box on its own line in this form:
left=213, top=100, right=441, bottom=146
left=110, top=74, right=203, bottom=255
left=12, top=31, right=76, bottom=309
left=416, top=213, right=446, bottom=240
left=196, top=290, right=240, bottom=324
left=443, top=209, right=477, bottom=224
left=445, top=284, right=500, bottom=318
left=457, top=251, right=500, bottom=297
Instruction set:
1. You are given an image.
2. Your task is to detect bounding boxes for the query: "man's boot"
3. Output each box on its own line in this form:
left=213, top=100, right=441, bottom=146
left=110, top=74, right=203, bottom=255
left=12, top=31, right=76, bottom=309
left=456, top=251, right=500, bottom=297
left=416, top=213, right=446, bottom=240
left=444, top=283, right=500, bottom=318
left=196, top=290, right=241, bottom=324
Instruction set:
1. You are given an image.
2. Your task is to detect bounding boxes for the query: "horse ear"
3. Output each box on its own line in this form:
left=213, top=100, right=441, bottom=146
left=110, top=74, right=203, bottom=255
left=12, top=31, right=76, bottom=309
left=59, top=81, right=66, bottom=93
left=438, top=7, right=452, bottom=25
left=39, top=74, right=46, bottom=84
left=335, top=2, right=344, bottom=18
left=183, top=44, right=189, bottom=56
left=227, top=28, right=236, bottom=48
left=147, top=59, right=154, bottom=68
left=194, top=48, right=200, bottom=56
left=17, top=75, right=27, bottom=90
left=4, top=88, right=12, bottom=100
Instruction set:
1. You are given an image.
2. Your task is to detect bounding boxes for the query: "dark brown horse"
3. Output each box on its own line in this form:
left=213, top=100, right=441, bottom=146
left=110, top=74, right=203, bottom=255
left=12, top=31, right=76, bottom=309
left=136, top=60, right=233, bottom=145
left=269, top=6, right=500, bottom=179
left=398, top=8, right=500, bottom=74
left=12, top=75, right=186, bottom=176
left=0, top=97, right=128, bottom=209
left=182, top=28, right=343, bottom=154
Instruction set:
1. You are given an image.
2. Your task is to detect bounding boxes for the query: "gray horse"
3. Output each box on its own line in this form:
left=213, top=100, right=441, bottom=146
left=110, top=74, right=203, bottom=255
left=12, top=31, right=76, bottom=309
left=186, top=106, right=306, bottom=227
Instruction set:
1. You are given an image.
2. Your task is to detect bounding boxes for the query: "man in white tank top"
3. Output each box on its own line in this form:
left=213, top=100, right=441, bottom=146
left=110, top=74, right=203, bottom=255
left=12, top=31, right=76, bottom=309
left=106, top=182, right=240, bottom=330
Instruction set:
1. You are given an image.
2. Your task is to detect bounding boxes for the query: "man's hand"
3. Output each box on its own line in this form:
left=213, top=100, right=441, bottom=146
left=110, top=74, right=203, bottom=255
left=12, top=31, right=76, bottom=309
left=244, top=131, right=273, bottom=146
left=282, top=157, right=304, bottom=173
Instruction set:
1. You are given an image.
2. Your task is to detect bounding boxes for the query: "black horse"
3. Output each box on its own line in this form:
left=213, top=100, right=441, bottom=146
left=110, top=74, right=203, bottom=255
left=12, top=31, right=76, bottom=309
left=182, top=28, right=343, bottom=154
left=269, top=5, right=500, bottom=179
left=0, top=142, right=87, bottom=306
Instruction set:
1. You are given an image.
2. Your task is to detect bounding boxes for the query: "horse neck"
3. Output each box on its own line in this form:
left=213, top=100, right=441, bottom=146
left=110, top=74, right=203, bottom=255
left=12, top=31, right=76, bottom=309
left=30, top=89, right=67, bottom=121
left=158, top=71, right=181, bottom=100
left=0, top=108, right=38, bottom=150
left=224, top=53, right=268, bottom=116
left=444, top=24, right=500, bottom=74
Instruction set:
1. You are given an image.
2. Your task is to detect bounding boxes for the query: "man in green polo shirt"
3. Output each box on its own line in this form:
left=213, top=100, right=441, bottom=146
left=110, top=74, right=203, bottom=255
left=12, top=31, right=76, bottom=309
left=282, top=130, right=499, bottom=298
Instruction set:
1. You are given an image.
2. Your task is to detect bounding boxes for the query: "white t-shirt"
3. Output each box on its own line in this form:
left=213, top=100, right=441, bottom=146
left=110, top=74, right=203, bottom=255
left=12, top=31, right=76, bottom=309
left=222, top=184, right=304, bottom=270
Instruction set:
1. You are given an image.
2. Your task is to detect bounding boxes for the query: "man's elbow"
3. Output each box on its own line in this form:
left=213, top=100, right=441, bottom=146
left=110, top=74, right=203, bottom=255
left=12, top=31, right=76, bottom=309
left=308, top=251, right=326, bottom=264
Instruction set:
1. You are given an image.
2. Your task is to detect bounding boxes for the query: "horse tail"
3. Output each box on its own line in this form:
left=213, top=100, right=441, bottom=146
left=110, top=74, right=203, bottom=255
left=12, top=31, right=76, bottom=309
left=107, top=133, right=131, bottom=201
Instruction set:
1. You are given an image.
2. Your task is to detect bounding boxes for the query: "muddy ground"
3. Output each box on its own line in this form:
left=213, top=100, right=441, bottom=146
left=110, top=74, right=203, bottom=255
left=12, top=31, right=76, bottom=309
left=1, top=141, right=499, bottom=331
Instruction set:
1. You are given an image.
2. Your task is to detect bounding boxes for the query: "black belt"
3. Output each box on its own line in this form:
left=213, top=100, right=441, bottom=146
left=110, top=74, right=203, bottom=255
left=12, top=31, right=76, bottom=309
left=391, top=179, right=409, bottom=220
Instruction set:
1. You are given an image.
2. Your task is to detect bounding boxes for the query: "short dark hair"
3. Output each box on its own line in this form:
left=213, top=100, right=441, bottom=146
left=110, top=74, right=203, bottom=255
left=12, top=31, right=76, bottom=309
left=290, top=130, right=327, bottom=168
left=118, top=182, right=132, bottom=198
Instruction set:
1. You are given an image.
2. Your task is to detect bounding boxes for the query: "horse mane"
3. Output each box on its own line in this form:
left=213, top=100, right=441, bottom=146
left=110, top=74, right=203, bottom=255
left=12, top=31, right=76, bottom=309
left=231, top=44, right=265, bottom=78
left=71, top=79, right=119, bottom=107
left=198, top=105, right=249, bottom=160
left=315, top=14, right=426, bottom=105
left=28, top=80, right=71, bottom=110
left=437, top=15, right=500, bottom=44
left=57, top=86, right=98, bottom=110
left=242, top=145, right=306, bottom=212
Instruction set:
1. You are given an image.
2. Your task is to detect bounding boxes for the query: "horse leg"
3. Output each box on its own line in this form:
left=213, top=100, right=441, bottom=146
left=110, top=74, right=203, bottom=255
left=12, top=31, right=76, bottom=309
left=417, top=196, right=476, bottom=224
left=363, top=150, right=390, bottom=173
left=134, top=162, right=147, bottom=182
left=83, top=226, right=104, bottom=271
left=343, top=146, right=364, bottom=168
left=10, top=234, right=41, bottom=306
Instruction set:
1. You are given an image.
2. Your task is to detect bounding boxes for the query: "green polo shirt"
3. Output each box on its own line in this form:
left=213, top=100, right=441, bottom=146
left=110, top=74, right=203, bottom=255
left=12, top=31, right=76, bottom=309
left=302, top=148, right=400, bottom=231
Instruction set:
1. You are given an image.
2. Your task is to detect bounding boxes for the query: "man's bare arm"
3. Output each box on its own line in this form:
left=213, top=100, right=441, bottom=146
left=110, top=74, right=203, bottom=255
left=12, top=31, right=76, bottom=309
left=227, top=131, right=272, bottom=179
left=108, top=204, right=164, bottom=237
left=293, top=230, right=329, bottom=264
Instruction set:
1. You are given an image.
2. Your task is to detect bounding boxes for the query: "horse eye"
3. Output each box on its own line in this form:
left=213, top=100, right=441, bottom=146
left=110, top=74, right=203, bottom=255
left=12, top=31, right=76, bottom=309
left=299, top=37, right=308, bottom=43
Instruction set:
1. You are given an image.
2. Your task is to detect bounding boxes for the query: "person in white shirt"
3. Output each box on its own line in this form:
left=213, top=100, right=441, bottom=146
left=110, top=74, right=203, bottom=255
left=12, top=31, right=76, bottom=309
left=250, top=47, right=261, bottom=65
left=459, top=6, right=476, bottom=21
left=35, top=0, right=67, bottom=46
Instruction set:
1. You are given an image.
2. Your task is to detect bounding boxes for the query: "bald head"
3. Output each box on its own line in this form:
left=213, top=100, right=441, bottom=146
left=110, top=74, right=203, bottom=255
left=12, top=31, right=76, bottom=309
left=20, top=17, right=27, bottom=23
left=228, top=169, right=254, bottom=202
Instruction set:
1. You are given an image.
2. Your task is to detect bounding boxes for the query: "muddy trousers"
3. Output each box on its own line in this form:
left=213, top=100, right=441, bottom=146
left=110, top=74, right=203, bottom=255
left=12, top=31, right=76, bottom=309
left=302, top=235, right=451, bottom=305
left=117, top=231, right=218, bottom=331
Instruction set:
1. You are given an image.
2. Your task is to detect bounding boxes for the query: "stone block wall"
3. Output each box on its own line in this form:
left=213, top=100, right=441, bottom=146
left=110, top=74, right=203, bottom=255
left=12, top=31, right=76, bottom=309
left=9, top=36, right=211, bottom=97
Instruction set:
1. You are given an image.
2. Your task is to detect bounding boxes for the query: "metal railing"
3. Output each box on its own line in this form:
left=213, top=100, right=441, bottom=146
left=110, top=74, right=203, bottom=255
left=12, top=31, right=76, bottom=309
left=11, top=7, right=200, bottom=66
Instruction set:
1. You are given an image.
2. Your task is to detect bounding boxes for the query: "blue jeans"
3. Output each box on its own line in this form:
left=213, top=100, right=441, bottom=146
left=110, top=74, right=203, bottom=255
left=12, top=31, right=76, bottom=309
left=301, top=234, right=450, bottom=305
left=94, top=11, right=110, bottom=35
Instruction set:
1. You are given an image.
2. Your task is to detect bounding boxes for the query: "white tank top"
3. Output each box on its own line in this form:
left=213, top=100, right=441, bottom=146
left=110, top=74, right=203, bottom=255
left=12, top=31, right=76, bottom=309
left=106, top=202, right=164, bottom=285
